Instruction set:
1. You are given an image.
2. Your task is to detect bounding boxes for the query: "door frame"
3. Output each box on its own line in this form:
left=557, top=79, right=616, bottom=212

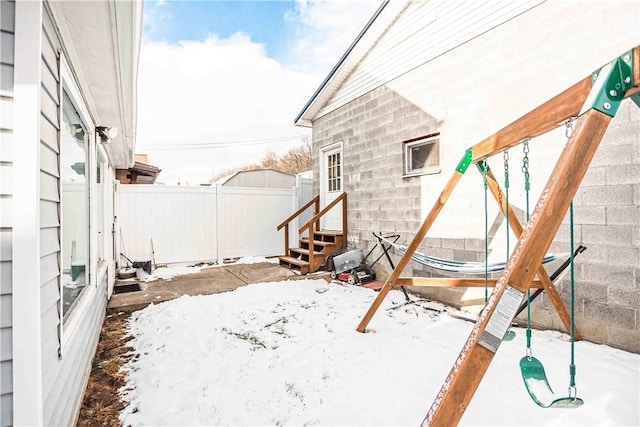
left=319, top=141, right=343, bottom=230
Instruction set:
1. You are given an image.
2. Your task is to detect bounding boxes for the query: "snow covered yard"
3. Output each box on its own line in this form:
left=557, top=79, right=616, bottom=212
left=120, top=278, right=639, bottom=426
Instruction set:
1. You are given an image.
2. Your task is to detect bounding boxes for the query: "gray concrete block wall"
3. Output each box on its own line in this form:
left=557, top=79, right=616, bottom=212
left=531, top=99, right=640, bottom=353
left=313, top=87, right=639, bottom=353
left=313, top=85, right=445, bottom=274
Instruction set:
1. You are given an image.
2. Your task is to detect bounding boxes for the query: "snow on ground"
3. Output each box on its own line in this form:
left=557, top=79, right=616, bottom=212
left=232, top=256, right=279, bottom=265
left=150, top=265, right=204, bottom=281
left=120, top=279, right=639, bottom=426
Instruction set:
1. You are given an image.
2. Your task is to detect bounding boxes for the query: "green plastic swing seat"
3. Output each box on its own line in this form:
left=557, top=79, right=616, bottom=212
left=520, top=356, right=584, bottom=408
left=503, top=330, right=516, bottom=341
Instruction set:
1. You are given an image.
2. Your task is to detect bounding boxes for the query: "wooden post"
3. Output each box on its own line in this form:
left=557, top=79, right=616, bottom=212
left=424, top=109, right=612, bottom=426
left=342, top=192, right=348, bottom=247
left=284, top=226, right=289, bottom=257
left=309, top=221, right=315, bottom=272
left=315, top=197, right=320, bottom=231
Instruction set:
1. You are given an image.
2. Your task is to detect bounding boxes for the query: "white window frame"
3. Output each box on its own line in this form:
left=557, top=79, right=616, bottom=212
left=58, top=54, right=98, bottom=354
left=96, top=147, right=106, bottom=264
left=403, top=134, right=441, bottom=177
left=96, top=145, right=110, bottom=287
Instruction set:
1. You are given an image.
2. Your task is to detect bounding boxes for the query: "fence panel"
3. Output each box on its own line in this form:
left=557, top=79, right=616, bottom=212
left=217, top=186, right=296, bottom=260
left=119, top=186, right=218, bottom=264
left=119, top=184, right=301, bottom=264
left=295, top=176, right=313, bottom=242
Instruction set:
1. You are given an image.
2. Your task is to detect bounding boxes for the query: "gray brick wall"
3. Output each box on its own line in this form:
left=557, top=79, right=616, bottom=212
left=313, top=85, right=438, bottom=277
left=541, top=99, right=640, bottom=353
left=312, top=87, right=639, bottom=353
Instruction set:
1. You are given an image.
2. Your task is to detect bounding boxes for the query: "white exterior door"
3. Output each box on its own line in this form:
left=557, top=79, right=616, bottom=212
left=320, top=142, right=343, bottom=231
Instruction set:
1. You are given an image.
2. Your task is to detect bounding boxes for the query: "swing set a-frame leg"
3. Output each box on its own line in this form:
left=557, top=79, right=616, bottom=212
left=356, top=167, right=466, bottom=332
left=482, top=168, right=582, bottom=341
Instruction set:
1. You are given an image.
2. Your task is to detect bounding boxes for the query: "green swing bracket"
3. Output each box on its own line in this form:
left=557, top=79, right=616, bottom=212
left=455, top=148, right=473, bottom=174
left=582, top=50, right=635, bottom=117
left=476, top=160, right=490, bottom=175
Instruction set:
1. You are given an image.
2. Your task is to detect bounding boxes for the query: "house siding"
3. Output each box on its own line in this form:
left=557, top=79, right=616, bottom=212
left=310, top=0, right=640, bottom=352
left=36, top=6, right=108, bottom=426
left=317, top=0, right=545, bottom=119
left=0, top=0, right=15, bottom=425
left=537, top=99, right=640, bottom=350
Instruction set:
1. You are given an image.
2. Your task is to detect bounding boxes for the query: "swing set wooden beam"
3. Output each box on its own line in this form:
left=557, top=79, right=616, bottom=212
left=471, top=76, right=592, bottom=162
left=354, top=45, right=638, bottom=425
left=395, top=277, right=545, bottom=288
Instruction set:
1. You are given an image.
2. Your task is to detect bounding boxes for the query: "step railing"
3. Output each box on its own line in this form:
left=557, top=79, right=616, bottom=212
left=298, top=192, right=347, bottom=272
left=277, top=195, right=320, bottom=256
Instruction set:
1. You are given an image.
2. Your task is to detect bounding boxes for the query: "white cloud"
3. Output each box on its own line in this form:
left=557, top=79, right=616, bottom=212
left=136, top=0, right=382, bottom=185
left=286, top=0, right=382, bottom=72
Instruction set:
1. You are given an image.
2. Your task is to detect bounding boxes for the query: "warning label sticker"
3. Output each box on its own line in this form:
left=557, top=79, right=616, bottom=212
left=478, top=285, right=525, bottom=352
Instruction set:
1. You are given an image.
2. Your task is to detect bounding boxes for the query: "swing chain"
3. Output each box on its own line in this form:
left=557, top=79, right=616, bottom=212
left=521, top=139, right=531, bottom=192
left=481, top=159, right=488, bottom=189
left=563, top=116, right=578, bottom=138
left=503, top=149, right=510, bottom=189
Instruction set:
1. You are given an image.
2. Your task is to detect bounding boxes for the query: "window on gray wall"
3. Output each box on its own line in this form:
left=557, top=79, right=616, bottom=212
left=403, top=133, right=440, bottom=177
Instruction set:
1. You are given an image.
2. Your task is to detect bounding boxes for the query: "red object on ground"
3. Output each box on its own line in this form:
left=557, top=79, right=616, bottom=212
left=361, top=281, right=384, bottom=291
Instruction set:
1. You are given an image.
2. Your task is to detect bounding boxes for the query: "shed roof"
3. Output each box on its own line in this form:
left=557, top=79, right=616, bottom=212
left=215, top=169, right=295, bottom=186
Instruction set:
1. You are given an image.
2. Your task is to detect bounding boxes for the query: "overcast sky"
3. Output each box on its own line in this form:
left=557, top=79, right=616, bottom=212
left=136, top=0, right=382, bottom=185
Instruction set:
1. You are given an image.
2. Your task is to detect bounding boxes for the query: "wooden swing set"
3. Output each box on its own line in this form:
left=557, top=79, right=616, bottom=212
left=356, top=46, right=640, bottom=426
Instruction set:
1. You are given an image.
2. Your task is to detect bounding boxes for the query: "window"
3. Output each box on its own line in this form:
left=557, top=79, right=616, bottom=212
left=327, top=151, right=341, bottom=192
left=61, top=89, right=90, bottom=322
left=403, top=134, right=440, bottom=176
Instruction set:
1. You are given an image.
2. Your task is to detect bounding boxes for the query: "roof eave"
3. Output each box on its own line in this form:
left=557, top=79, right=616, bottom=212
left=48, top=0, right=143, bottom=168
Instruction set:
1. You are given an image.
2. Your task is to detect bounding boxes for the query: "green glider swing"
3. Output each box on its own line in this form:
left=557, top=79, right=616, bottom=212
left=519, top=127, right=584, bottom=409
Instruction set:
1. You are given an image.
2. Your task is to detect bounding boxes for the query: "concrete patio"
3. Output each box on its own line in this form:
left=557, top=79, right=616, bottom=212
left=107, top=262, right=331, bottom=313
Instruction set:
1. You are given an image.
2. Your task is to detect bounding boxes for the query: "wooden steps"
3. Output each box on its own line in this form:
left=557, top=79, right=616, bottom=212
left=279, top=230, right=344, bottom=274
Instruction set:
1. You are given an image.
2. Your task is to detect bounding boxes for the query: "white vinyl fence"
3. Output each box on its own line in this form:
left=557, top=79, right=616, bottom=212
left=118, top=181, right=311, bottom=265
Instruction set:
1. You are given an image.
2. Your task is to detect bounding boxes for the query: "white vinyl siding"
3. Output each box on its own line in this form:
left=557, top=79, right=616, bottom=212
left=9, top=0, right=137, bottom=423
left=0, top=0, right=15, bottom=425
left=38, top=6, right=105, bottom=426
left=317, top=0, right=545, bottom=118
